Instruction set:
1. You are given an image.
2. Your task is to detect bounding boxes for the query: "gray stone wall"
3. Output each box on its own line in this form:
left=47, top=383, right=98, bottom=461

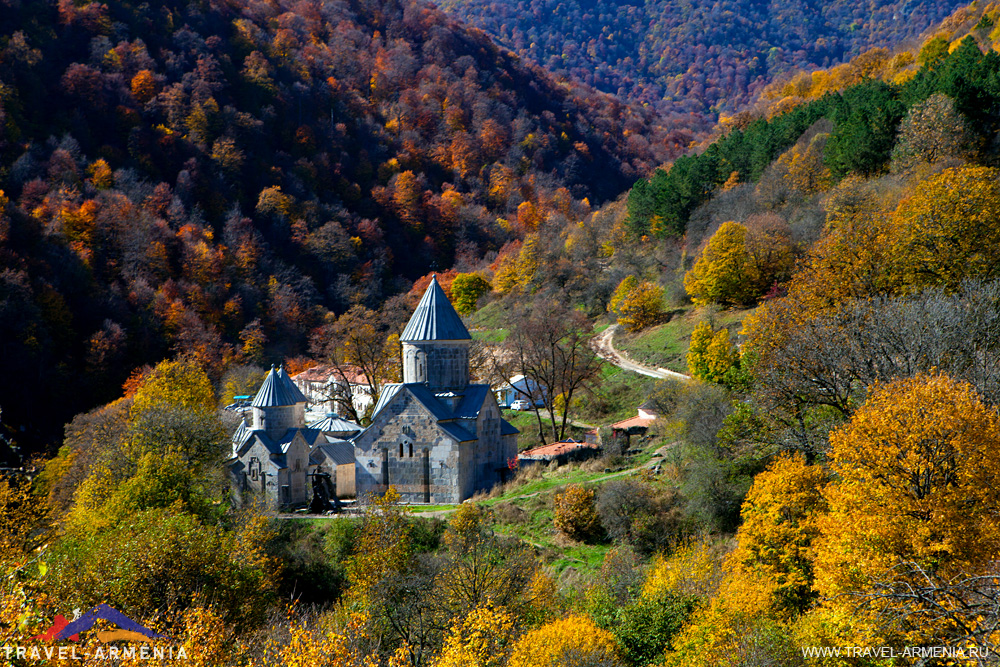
left=231, top=434, right=311, bottom=508
left=354, top=390, right=464, bottom=503
left=252, top=403, right=305, bottom=441
left=353, top=386, right=518, bottom=504
left=283, top=435, right=310, bottom=505
left=232, top=439, right=279, bottom=505
left=402, top=341, right=469, bottom=391
left=471, top=394, right=517, bottom=492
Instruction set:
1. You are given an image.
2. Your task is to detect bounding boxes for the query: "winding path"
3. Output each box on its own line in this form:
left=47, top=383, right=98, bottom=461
left=592, top=325, right=691, bottom=381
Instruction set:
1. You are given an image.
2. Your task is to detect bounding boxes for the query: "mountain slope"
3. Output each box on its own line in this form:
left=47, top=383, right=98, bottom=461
left=436, top=0, right=968, bottom=122
left=0, top=0, right=677, bottom=451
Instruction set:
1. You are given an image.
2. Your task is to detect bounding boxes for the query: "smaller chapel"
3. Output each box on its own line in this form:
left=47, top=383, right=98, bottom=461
left=228, top=366, right=360, bottom=507
left=352, top=276, right=519, bottom=503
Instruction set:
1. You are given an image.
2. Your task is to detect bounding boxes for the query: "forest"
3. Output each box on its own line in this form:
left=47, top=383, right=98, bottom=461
left=0, top=0, right=684, bottom=452
left=436, top=0, right=967, bottom=124
left=6, top=0, right=1000, bottom=664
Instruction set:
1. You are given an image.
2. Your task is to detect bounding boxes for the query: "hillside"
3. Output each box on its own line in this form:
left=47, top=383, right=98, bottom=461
left=435, top=0, right=967, bottom=124
left=0, top=0, right=678, bottom=451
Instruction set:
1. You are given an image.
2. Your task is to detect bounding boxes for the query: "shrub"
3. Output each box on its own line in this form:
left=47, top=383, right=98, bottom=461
left=595, top=479, right=686, bottom=556
left=553, top=484, right=601, bottom=542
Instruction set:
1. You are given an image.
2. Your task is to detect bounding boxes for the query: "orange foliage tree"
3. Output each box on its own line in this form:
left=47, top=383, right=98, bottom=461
left=815, top=375, right=1000, bottom=602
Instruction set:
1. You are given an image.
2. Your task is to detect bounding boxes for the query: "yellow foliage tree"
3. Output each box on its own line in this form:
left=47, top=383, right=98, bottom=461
left=643, top=540, right=728, bottom=601
left=777, top=134, right=832, bottom=194
left=345, top=487, right=412, bottom=604
left=0, top=474, right=51, bottom=567
left=684, top=222, right=757, bottom=306
left=130, top=357, right=216, bottom=419
left=432, top=604, right=516, bottom=667
left=608, top=276, right=664, bottom=332
left=450, top=273, right=491, bottom=315
left=492, top=235, right=539, bottom=295
left=250, top=608, right=411, bottom=667
left=687, top=322, right=739, bottom=386
left=892, top=165, right=1000, bottom=290
left=662, top=532, right=819, bottom=667
left=731, top=453, right=827, bottom=614
left=814, top=375, right=1000, bottom=601
left=87, top=159, right=114, bottom=189
left=507, top=615, right=620, bottom=667
left=487, top=165, right=516, bottom=206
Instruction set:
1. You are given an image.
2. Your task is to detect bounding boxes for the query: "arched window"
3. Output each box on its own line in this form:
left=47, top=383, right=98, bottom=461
left=408, top=442, right=413, bottom=458
left=399, top=442, right=404, bottom=458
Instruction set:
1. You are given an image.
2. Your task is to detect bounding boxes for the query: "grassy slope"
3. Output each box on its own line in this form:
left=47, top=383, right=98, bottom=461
left=407, top=436, right=673, bottom=575
left=466, top=300, right=509, bottom=343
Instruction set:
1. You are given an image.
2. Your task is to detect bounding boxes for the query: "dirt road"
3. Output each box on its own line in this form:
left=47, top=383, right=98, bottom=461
left=592, top=325, right=690, bottom=381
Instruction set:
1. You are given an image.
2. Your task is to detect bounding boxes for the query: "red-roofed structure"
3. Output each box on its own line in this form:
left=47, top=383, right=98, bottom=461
left=608, top=405, right=660, bottom=449
left=292, top=364, right=376, bottom=417
left=611, top=415, right=657, bottom=431
left=518, top=439, right=601, bottom=465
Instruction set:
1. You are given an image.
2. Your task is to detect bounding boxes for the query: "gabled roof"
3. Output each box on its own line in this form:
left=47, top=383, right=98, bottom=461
left=439, top=420, right=477, bottom=443
left=293, top=364, right=337, bottom=383
left=293, top=364, right=372, bottom=386
left=359, top=382, right=511, bottom=445
left=400, top=275, right=471, bottom=342
left=235, top=429, right=275, bottom=457
left=519, top=439, right=599, bottom=460
left=231, top=421, right=252, bottom=456
left=252, top=365, right=308, bottom=407
left=236, top=427, right=321, bottom=458
left=611, top=415, right=656, bottom=431
left=406, top=383, right=457, bottom=421
left=370, top=383, right=402, bottom=420
left=308, top=413, right=362, bottom=435
left=450, top=385, right=491, bottom=419
left=312, top=439, right=356, bottom=466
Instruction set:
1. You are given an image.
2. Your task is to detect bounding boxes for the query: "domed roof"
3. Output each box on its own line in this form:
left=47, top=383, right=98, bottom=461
left=308, top=413, right=362, bottom=435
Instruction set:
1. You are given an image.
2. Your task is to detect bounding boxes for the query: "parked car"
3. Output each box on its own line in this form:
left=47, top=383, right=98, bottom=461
left=510, top=399, right=532, bottom=411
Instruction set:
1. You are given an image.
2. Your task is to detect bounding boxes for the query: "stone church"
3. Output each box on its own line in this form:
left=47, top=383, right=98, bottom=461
left=228, top=276, right=517, bottom=507
left=352, top=276, right=519, bottom=503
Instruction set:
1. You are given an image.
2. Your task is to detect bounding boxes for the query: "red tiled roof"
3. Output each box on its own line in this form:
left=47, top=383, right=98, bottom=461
left=611, top=415, right=656, bottom=430
left=519, top=440, right=600, bottom=459
left=293, top=364, right=337, bottom=383
left=293, top=364, right=372, bottom=386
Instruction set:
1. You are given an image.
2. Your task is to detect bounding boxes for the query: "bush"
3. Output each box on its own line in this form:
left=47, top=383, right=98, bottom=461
left=595, top=479, right=686, bottom=556
left=553, top=484, right=601, bottom=542
left=508, top=615, right=621, bottom=667
left=607, top=592, right=696, bottom=667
